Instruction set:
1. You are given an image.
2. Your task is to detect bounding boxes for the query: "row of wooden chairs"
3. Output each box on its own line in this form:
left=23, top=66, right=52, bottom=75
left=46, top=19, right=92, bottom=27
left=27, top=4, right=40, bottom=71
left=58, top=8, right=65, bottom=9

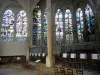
left=53, top=66, right=83, bottom=75
left=60, top=53, right=100, bottom=72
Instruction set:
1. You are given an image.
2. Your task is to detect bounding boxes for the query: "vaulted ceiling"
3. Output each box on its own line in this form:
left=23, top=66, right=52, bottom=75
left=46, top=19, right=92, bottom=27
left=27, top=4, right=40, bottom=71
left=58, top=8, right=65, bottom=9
left=0, top=0, right=99, bottom=13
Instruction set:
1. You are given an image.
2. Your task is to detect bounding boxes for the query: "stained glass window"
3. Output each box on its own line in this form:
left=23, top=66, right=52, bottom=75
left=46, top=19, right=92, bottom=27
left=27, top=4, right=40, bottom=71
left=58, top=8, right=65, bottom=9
left=33, top=6, right=41, bottom=45
left=16, top=10, right=27, bottom=41
left=76, top=8, right=84, bottom=42
left=1, top=10, right=14, bottom=41
left=65, top=9, right=73, bottom=44
left=55, top=9, right=63, bottom=42
left=33, top=7, right=38, bottom=44
left=37, top=10, right=41, bottom=33
left=37, top=10, right=42, bottom=44
left=85, top=4, right=95, bottom=41
left=44, top=11, right=47, bottom=45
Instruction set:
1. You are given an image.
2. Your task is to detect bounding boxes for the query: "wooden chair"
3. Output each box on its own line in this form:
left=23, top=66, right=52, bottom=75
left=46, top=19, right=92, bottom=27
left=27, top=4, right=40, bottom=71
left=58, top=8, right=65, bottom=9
left=54, top=66, right=63, bottom=75
left=59, top=67, right=66, bottom=75
left=54, top=66, right=59, bottom=75
left=67, top=69, right=73, bottom=75
left=76, top=70, right=83, bottom=75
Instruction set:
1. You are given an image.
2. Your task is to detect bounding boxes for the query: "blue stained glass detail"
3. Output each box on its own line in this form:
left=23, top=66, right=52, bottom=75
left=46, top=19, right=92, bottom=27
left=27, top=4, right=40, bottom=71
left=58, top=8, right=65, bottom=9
left=16, top=10, right=27, bottom=41
left=85, top=4, right=95, bottom=35
left=44, top=11, right=47, bottom=45
left=44, top=19, right=46, bottom=23
left=1, top=10, right=14, bottom=41
left=76, top=8, right=84, bottom=42
left=33, top=6, right=42, bottom=45
left=65, top=9, right=73, bottom=43
left=55, top=9, right=63, bottom=43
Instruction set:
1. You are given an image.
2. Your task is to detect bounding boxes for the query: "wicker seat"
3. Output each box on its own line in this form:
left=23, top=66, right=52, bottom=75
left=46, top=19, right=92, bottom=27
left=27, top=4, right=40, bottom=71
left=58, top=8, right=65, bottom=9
left=59, top=67, right=66, bottom=75
left=76, top=70, right=83, bottom=75
left=54, top=66, right=65, bottom=75
left=67, top=69, right=73, bottom=75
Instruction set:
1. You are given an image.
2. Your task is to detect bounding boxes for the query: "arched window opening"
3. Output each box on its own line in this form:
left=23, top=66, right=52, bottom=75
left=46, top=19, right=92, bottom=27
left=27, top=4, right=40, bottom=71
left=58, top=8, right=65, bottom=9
left=85, top=4, right=95, bottom=41
left=16, top=10, right=28, bottom=41
left=55, top=9, right=63, bottom=45
left=44, top=11, right=47, bottom=45
left=65, top=9, right=73, bottom=44
left=76, top=8, right=84, bottom=42
left=33, top=6, right=41, bottom=45
left=1, top=10, right=14, bottom=41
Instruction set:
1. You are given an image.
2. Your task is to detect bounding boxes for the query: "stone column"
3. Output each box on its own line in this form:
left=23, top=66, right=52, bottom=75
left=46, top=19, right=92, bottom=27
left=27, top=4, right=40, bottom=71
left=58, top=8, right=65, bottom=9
left=83, top=8, right=89, bottom=42
left=41, top=9, right=45, bottom=53
left=72, top=7, right=78, bottom=42
left=46, top=0, right=55, bottom=67
left=62, top=10, right=66, bottom=53
left=52, top=3, right=56, bottom=57
left=26, top=12, right=33, bottom=61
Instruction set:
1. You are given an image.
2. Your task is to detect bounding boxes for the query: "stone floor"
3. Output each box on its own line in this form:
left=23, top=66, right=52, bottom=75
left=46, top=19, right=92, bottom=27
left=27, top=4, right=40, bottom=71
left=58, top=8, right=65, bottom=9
left=0, top=62, right=100, bottom=75
left=0, top=63, right=54, bottom=75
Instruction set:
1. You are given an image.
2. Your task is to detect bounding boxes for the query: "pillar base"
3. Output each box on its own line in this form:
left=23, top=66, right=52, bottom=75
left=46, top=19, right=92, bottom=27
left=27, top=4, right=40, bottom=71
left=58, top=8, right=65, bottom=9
left=26, top=43, right=30, bottom=61
left=46, top=55, right=55, bottom=68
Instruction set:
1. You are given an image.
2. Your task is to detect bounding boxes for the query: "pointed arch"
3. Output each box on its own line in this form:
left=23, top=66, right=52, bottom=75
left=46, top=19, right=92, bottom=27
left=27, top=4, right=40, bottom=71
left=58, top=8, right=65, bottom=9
left=85, top=4, right=95, bottom=41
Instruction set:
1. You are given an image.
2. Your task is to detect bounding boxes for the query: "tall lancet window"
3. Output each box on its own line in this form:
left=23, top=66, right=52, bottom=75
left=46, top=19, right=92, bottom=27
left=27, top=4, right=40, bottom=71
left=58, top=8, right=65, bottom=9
left=65, top=9, right=73, bottom=44
left=76, top=8, right=84, bottom=42
left=85, top=4, right=95, bottom=41
left=55, top=9, right=63, bottom=44
left=1, top=10, right=14, bottom=41
left=44, top=11, right=47, bottom=45
left=33, top=6, right=42, bottom=45
left=16, top=10, right=28, bottom=41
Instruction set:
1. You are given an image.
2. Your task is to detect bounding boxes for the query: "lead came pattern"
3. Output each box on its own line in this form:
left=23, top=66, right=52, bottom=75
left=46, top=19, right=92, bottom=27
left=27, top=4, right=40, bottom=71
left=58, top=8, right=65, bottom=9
left=76, top=8, right=84, bottom=42
left=85, top=4, right=95, bottom=41
left=16, top=10, right=28, bottom=41
left=1, top=10, right=14, bottom=41
left=65, top=9, right=73, bottom=44
left=55, top=9, right=63, bottom=45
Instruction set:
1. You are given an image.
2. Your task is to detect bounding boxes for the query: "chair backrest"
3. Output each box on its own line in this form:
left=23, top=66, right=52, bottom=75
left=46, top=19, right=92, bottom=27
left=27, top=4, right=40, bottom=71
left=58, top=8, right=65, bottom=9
left=54, top=66, right=59, bottom=73
left=76, top=70, right=83, bottom=75
left=59, top=67, right=65, bottom=72
left=67, top=69, right=73, bottom=75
